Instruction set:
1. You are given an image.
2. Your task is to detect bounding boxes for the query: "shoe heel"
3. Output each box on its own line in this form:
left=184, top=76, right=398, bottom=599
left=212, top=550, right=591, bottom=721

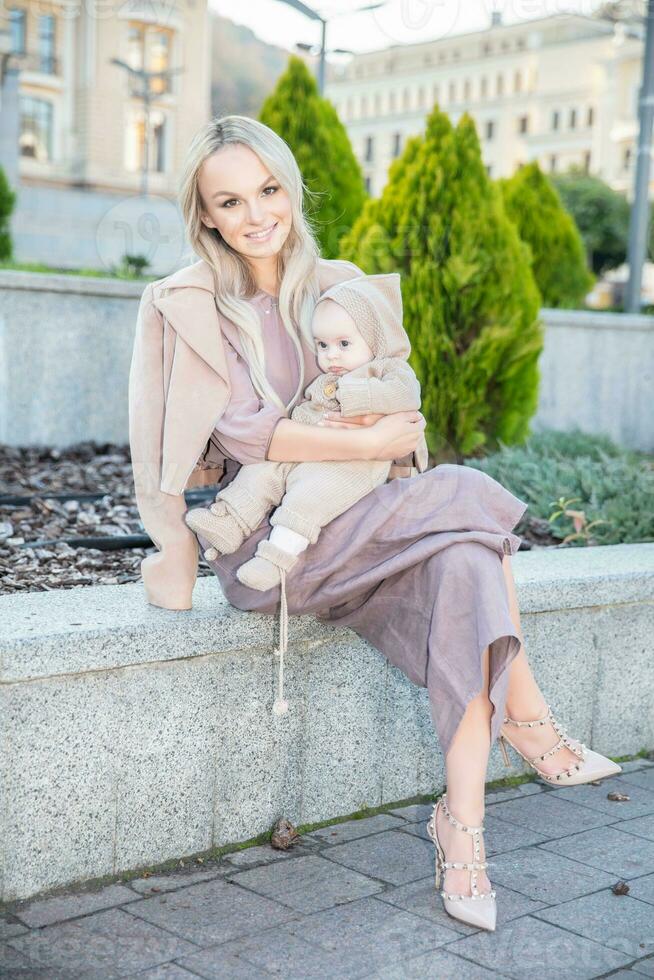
left=499, top=733, right=511, bottom=768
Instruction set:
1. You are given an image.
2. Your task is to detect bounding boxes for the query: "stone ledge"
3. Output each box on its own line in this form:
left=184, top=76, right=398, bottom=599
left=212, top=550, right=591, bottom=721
left=1, top=542, right=652, bottom=903
left=1, top=544, right=651, bottom=682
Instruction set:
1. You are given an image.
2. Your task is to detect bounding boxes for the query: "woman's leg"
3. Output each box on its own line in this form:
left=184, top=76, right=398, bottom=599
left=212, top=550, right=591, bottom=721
left=436, top=643, right=493, bottom=897
left=500, top=555, right=581, bottom=774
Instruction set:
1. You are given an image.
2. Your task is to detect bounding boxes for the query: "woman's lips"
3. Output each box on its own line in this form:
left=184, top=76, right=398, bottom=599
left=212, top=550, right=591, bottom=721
left=245, top=221, right=278, bottom=241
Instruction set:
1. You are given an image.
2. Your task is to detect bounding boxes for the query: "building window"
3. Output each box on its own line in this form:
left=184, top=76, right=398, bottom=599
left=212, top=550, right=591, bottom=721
left=482, top=42, right=492, bottom=55
left=389, top=90, right=396, bottom=112
left=517, top=37, right=526, bottom=49
left=360, top=95, right=368, bottom=117
left=551, top=110, right=559, bottom=130
left=432, top=83, right=440, bottom=106
left=374, top=92, right=381, bottom=115
left=448, top=80, right=456, bottom=102
left=417, top=86, right=425, bottom=108
left=518, top=115, right=529, bottom=134
left=623, top=146, right=632, bottom=170
left=485, top=120, right=495, bottom=140
left=19, top=96, right=53, bottom=161
left=402, top=88, right=410, bottom=111
left=549, top=153, right=557, bottom=173
left=514, top=70, right=522, bottom=94
left=485, top=164, right=492, bottom=176
left=364, top=135, right=374, bottom=162
left=9, top=8, right=27, bottom=54
left=587, top=106, right=594, bottom=126
left=496, top=73, right=504, bottom=97
left=569, top=107, right=577, bottom=129
left=480, top=77, right=488, bottom=99
left=392, top=132, right=401, bottom=157
left=463, top=78, right=471, bottom=100
left=125, top=107, right=168, bottom=173
left=364, top=175, right=371, bottom=194
left=127, top=23, right=173, bottom=96
left=583, top=150, right=591, bottom=172
left=346, top=97, right=353, bottom=119
left=38, top=14, right=56, bottom=74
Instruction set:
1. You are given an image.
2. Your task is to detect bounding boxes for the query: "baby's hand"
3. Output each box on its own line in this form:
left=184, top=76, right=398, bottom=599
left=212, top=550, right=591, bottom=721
left=321, top=411, right=385, bottom=428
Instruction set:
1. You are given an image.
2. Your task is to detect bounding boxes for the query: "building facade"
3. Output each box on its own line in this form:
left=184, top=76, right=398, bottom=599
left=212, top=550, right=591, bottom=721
left=325, top=13, right=646, bottom=199
left=0, top=1, right=210, bottom=197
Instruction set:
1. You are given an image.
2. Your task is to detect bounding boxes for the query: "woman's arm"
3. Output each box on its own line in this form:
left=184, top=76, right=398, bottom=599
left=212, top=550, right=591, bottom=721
left=265, top=411, right=425, bottom=463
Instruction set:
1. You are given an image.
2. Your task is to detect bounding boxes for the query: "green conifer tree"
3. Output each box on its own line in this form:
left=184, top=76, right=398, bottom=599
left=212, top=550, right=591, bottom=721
left=340, top=106, right=543, bottom=460
left=0, top=166, right=17, bottom=262
left=498, top=162, right=594, bottom=309
left=259, top=56, right=366, bottom=258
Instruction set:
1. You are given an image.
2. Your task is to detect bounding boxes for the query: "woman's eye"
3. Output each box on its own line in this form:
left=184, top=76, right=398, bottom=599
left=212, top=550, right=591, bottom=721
left=340, top=340, right=350, bottom=347
left=317, top=342, right=326, bottom=349
left=222, top=186, right=278, bottom=208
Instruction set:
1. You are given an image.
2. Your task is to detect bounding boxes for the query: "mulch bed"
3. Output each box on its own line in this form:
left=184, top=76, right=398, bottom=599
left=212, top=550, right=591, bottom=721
left=0, top=442, right=555, bottom=596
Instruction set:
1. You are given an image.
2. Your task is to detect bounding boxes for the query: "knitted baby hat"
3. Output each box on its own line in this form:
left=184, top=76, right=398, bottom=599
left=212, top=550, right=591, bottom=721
left=315, top=272, right=410, bottom=360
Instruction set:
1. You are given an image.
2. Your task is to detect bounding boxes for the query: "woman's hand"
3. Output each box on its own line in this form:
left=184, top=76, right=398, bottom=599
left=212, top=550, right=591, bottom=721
left=320, top=411, right=385, bottom=428
left=318, top=409, right=426, bottom=460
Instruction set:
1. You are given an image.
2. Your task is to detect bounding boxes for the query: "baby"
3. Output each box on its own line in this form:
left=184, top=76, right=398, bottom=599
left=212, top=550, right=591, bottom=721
left=185, top=272, right=429, bottom=592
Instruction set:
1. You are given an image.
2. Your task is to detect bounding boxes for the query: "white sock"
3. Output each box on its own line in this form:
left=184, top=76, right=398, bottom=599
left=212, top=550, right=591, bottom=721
left=269, top=525, right=311, bottom=556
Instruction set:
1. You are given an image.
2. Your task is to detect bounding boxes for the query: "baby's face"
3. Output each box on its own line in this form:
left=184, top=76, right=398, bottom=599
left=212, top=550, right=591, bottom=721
left=311, top=298, right=373, bottom=376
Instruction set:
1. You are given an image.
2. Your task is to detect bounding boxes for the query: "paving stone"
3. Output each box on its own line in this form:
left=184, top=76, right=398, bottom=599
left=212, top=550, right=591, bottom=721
left=180, top=924, right=372, bottom=979
left=445, top=913, right=632, bottom=979
left=0, top=940, right=71, bottom=978
left=538, top=825, right=654, bottom=878
left=0, top=918, right=28, bottom=940
left=306, top=813, right=406, bottom=843
left=485, top=782, right=545, bottom=806
left=125, top=876, right=298, bottom=946
left=632, top=956, right=654, bottom=976
left=626, top=873, right=654, bottom=906
left=386, top=803, right=436, bottom=823
left=484, top=792, right=617, bottom=839
left=615, top=761, right=654, bottom=775
left=620, top=770, right=654, bottom=792
left=367, top=945, right=513, bottom=978
left=13, top=883, right=141, bottom=928
left=551, top=777, right=654, bottom=820
left=316, top=829, right=433, bottom=886
left=533, top=889, right=654, bottom=959
left=375, top=875, right=548, bottom=932
left=220, top=843, right=305, bottom=868
left=128, top=869, right=225, bottom=895
left=613, top=813, right=654, bottom=843
left=490, top=845, right=615, bottom=903
left=128, top=966, right=203, bottom=978
left=5, top=906, right=198, bottom=978
left=281, top=894, right=461, bottom=971
left=225, top=853, right=384, bottom=914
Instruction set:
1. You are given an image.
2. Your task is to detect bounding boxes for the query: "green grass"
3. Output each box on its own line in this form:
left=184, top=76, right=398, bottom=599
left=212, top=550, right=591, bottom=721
left=0, top=259, right=153, bottom=281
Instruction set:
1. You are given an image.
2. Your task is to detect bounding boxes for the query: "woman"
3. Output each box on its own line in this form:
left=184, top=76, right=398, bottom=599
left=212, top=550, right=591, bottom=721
left=128, top=115, right=621, bottom=933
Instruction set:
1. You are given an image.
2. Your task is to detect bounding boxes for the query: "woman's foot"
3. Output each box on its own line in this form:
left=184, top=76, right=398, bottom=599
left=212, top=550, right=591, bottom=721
left=500, top=702, right=582, bottom=777
left=435, top=800, right=492, bottom=898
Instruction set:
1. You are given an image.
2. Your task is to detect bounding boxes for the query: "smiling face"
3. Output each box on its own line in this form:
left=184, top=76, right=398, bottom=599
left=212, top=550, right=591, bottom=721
left=311, top=298, right=374, bottom=375
left=197, top=143, right=293, bottom=280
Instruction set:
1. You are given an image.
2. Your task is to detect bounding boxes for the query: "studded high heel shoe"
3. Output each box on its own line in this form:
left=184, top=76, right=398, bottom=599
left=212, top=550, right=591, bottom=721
left=498, top=703, right=622, bottom=786
left=426, top=793, right=497, bottom=931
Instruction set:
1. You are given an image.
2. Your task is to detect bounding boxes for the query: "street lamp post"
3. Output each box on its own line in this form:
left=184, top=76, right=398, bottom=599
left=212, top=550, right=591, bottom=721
left=110, top=58, right=184, bottom=197
left=274, top=0, right=384, bottom=95
left=625, top=0, right=654, bottom=312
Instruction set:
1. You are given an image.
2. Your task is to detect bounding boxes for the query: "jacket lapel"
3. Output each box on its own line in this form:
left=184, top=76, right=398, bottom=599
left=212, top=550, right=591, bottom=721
left=152, top=261, right=228, bottom=381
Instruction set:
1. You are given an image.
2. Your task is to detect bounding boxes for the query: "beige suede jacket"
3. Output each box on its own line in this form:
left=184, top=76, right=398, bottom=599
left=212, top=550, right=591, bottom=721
left=128, top=256, right=385, bottom=610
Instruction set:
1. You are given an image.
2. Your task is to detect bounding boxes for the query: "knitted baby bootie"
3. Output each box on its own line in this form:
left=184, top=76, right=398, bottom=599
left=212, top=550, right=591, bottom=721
left=236, top=538, right=300, bottom=591
left=184, top=499, right=247, bottom=558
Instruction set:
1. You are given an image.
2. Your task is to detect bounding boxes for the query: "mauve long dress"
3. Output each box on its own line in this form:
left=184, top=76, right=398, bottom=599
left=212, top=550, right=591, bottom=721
left=196, top=288, right=529, bottom=759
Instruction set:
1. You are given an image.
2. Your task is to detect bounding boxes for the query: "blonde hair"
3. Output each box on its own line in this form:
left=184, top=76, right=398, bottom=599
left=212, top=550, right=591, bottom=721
left=178, top=114, right=323, bottom=415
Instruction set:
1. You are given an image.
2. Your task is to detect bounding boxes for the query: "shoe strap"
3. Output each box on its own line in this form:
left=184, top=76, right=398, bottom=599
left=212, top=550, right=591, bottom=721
left=439, top=794, right=484, bottom=833
left=503, top=703, right=551, bottom=727
left=442, top=861, right=489, bottom=870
